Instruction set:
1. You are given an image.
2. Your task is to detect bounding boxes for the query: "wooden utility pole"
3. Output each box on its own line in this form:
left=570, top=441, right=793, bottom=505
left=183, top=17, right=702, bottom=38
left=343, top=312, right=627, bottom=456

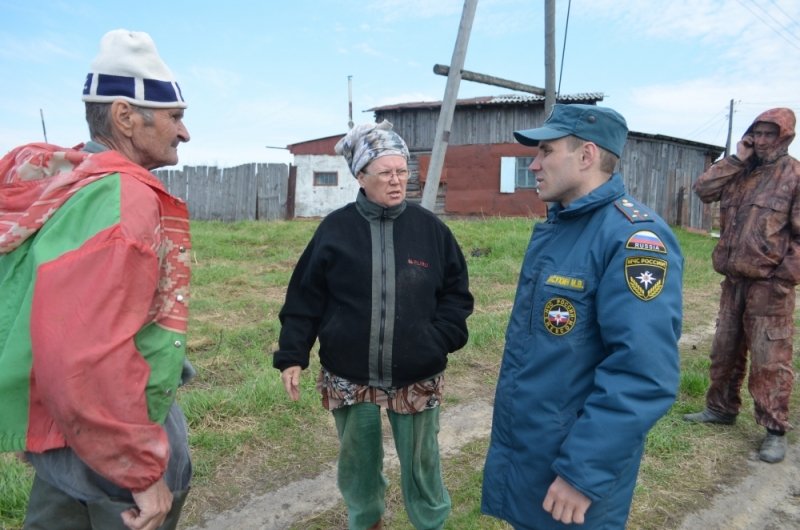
left=433, top=64, right=545, bottom=95
left=347, top=75, right=354, bottom=129
left=544, top=0, right=556, bottom=115
left=420, top=0, right=478, bottom=212
left=725, top=99, right=734, bottom=156
left=40, top=108, right=48, bottom=143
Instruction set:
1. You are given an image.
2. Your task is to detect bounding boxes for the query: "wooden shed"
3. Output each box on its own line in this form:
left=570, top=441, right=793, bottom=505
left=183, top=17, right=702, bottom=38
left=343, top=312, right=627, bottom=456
left=286, top=134, right=355, bottom=218
left=369, top=94, right=724, bottom=229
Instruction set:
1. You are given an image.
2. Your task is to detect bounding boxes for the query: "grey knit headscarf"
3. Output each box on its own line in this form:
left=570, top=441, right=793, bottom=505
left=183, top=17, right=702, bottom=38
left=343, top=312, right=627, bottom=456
left=335, top=121, right=410, bottom=177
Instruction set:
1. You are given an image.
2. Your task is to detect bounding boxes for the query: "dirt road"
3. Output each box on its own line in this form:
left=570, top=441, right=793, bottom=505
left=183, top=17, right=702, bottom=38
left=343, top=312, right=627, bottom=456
left=185, top=397, right=800, bottom=530
left=184, top=400, right=494, bottom=530
left=184, top=318, right=800, bottom=530
left=677, top=440, right=800, bottom=530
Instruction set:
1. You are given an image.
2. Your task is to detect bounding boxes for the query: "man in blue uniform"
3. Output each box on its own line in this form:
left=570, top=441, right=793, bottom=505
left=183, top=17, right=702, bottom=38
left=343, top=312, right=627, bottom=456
left=481, top=104, right=683, bottom=529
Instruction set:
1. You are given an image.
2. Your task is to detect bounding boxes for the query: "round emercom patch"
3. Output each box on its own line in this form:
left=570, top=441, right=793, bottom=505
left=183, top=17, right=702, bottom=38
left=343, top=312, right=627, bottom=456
left=543, top=297, right=577, bottom=335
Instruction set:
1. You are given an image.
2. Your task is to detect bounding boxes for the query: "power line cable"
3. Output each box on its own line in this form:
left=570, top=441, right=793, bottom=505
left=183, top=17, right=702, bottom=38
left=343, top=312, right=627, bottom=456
left=686, top=106, right=730, bottom=138
left=766, top=0, right=800, bottom=30
left=750, top=0, right=800, bottom=41
left=736, top=0, right=800, bottom=47
left=737, top=99, right=800, bottom=107
left=735, top=0, right=800, bottom=50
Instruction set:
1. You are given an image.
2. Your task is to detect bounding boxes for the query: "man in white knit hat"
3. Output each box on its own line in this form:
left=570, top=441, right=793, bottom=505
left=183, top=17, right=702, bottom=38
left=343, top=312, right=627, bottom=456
left=0, top=29, right=192, bottom=530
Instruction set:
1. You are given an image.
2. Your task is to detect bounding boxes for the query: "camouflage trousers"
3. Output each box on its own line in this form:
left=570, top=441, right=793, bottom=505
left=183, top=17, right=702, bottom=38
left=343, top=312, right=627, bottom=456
left=706, top=277, right=795, bottom=432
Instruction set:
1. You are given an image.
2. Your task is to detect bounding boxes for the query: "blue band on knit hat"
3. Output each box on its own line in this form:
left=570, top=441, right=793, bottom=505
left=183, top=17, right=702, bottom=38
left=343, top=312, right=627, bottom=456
left=85, top=73, right=134, bottom=99
left=144, top=78, right=185, bottom=104
left=83, top=74, right=184, bottom=105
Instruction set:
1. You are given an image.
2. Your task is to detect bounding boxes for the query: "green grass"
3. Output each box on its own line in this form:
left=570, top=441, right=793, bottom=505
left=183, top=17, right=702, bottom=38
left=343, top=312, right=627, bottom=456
left=0, top=454, right=30, bottom=529
left=2, top=219, right=795, bottom=530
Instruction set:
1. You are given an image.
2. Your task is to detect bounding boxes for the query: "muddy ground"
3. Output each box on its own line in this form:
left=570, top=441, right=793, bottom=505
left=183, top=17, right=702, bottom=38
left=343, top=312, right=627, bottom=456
left=185, top=322, right=800, bottom=530
left=185, top=400, right=800, bottom=530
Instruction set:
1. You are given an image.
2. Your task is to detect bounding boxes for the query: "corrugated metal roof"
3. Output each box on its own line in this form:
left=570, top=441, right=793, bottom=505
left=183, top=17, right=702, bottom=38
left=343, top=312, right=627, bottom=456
left=489, top=92, right=605, bottom=104
left=368, top=92, right=605, bottom=111
left=628, top=131, right=724, bottom=152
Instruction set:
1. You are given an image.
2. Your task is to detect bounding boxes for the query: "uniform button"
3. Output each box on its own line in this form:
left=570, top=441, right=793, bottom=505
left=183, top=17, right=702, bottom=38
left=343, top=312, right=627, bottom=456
left=179, top=246, right=186, bottom=253
left=174, top=340, right=182, bottom=348
left=176, top=294, right=185, bottom=302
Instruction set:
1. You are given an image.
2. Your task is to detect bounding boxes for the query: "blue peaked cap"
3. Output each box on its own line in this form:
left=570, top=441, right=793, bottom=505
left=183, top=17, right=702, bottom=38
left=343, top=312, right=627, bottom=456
left=514, top=104, right=628, bottom=157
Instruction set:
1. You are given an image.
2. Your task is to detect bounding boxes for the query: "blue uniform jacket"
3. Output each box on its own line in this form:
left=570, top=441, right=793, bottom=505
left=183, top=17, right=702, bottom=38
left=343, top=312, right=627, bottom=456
left=482, top=174, right=683, bottom=529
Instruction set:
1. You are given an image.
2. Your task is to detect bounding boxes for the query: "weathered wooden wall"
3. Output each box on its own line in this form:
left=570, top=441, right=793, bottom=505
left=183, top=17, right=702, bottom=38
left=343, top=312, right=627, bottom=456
left=376, top=104, right=722, bottom=229
left=154, top=163, right=289, bottom=221
left=377, top=105, right=549, bottom=149
left=620, top=136, right=719, bottom=228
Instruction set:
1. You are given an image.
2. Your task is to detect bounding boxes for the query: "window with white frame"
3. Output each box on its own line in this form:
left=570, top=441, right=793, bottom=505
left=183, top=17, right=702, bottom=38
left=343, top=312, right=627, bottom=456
left=313, top=171, right=338, bottom=186
left=499, top=156, right=535, bottom=193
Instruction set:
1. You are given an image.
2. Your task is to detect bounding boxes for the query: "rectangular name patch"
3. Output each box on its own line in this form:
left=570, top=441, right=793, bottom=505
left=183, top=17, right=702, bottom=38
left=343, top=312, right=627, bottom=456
left=545, top=274, right=585, bottom=291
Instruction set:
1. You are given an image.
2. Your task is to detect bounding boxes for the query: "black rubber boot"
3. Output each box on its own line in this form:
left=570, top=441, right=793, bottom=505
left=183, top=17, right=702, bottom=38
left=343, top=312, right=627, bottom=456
left=682, top=408, right=736, bottom=425
left=759, top=432, right=787, bottom=463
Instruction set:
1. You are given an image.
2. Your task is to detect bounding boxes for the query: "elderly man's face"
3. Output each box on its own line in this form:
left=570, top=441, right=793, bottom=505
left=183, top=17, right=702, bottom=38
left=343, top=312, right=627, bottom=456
left=131, top=108, right=190, bottom=170
left=357, top=155, right=408, bottom=208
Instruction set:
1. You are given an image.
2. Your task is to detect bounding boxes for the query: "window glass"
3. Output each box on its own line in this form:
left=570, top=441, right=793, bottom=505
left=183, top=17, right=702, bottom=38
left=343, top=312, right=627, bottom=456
left=515, top=157, right=535, bottom=188
left=314, top=172, right=337, bottom=186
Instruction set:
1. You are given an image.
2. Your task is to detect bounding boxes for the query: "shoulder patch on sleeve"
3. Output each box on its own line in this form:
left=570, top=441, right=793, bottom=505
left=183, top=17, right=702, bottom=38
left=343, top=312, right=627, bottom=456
left=625, top=230, right=667, bottom=254
left=614, top=197, right=653, bottom=223
left=625, top=255, right=667, bottom=301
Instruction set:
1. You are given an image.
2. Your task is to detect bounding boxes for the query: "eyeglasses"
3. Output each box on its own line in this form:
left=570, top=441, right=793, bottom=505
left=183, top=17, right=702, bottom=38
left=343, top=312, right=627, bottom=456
left=362, top=168, right=410, bottom=181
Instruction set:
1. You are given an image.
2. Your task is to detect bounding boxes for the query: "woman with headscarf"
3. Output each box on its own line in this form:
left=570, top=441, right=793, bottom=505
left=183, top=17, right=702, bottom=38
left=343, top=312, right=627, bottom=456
left=273, top=121, right=474, bottom=530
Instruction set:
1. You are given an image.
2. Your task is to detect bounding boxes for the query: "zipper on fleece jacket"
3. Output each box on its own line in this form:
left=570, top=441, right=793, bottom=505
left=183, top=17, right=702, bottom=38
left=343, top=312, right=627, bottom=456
left=378, top=215, right=387, bottom=384
left=365, top=204, right=398, bottom=389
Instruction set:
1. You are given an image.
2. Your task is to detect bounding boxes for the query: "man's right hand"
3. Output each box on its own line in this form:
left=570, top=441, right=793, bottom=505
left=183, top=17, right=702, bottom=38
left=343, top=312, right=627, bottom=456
left=281, top=365, right=302, bottom=401
left=121, top=478, right=173, bottom=530
left=736, top=135, right=754, bottom=161
left=543, top=475, right=592, bottom=525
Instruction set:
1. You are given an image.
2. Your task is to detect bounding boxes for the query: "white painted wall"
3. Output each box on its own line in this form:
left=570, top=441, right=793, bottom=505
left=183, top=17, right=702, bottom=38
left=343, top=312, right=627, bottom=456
left=294, top=154, right=361, bottom=218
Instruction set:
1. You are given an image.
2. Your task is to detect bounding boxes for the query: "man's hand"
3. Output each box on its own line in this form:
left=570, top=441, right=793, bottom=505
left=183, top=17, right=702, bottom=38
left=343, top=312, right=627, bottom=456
left=121, top=478, right=173, bottom=530
left=281, top=365, right=302, bottom=401
left=736, top=135, right=754, bottom=161
left=543, top=475, right=592, bottom=525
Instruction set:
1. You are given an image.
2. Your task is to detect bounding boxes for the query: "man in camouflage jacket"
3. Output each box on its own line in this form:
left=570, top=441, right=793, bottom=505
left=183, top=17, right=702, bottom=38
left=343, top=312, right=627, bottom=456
left=686, top=107, right=800, bottom=464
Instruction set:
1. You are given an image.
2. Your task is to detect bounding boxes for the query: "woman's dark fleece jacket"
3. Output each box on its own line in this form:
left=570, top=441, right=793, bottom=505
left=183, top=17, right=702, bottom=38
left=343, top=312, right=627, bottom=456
left=274, top=190, right=474, bottom=388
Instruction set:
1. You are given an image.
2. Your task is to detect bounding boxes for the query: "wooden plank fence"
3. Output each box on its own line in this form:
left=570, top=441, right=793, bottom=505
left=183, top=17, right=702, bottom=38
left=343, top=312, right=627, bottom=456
left=154, top=163, right=289, bottom=221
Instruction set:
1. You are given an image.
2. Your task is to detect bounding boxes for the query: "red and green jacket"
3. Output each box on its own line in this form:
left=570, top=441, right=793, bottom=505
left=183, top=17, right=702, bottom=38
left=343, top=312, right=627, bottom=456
left=0, top=143, right=191, bottom=492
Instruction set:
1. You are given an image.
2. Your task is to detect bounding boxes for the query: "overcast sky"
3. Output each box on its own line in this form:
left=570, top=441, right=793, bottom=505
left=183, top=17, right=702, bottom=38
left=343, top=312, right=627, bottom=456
left=1, top=0, right=798, bottom=167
